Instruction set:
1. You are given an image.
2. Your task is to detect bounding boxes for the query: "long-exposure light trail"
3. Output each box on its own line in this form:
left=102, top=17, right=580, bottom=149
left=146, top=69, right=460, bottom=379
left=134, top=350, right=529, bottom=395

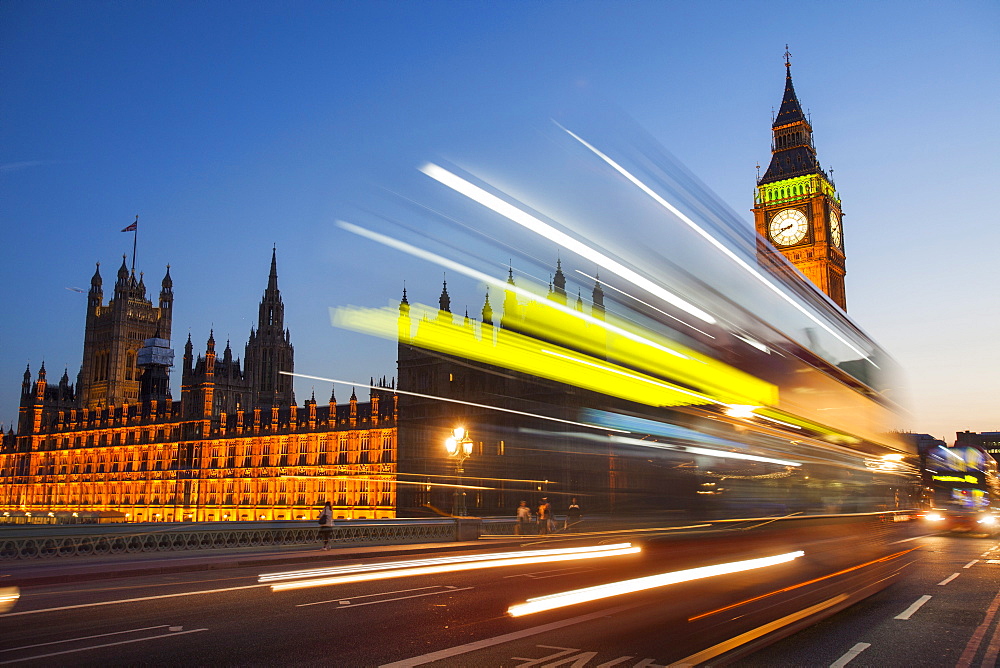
left=282, top=372, right=630, bottom=434
left=417, top=163, right=717, bottom=325
left=557, top=123, right=877, bottom=368
left=265, top=543, right=641, bottom=591
left=604, top=433, right=801, bottom=466
left=575, top=269, right=715, bottom=339
left=507, top=550, right=805, bottom=617
left=335, top=221, right=694, bottom=361
left=609, top=434, right=801, bottom=467
left=539, top=348, right=714, bottom=403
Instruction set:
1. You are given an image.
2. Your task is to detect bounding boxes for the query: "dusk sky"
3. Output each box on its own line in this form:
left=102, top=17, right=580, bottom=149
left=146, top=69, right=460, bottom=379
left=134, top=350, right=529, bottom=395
left=2, top=1, right=997, bottom=442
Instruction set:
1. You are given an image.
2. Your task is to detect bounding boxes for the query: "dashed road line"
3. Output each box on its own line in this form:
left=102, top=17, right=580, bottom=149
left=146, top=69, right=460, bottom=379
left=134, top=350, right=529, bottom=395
left=829, top=642, right=871, bottom=668
left=0, top=625, right=172, bottom=654
left=964, top=560, right=980, bottom=569
left=895, top=595, right=932, bottom=620
left=298, top=585, right=473, bottom=608
left=939, top=573, right=960, bottom=585
left=0, top=627, right=207, bottom=665
left=0, top=583, right=266, bottom=617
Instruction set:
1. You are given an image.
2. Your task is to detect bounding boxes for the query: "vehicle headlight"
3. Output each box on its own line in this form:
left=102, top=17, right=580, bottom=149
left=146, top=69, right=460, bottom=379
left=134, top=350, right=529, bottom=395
left=979, top=515, right=996, bottom=525
left=925, top=512, right=945, bottom=521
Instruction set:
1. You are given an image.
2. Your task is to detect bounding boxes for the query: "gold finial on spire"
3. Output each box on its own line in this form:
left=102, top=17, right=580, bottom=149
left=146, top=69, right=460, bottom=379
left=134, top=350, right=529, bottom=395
left=784, top=44, right=792, bottom=70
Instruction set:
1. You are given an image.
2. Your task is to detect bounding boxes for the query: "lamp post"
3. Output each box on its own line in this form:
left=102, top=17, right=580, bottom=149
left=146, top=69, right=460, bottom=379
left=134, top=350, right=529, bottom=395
left=444, top=426, right=473, bottom=516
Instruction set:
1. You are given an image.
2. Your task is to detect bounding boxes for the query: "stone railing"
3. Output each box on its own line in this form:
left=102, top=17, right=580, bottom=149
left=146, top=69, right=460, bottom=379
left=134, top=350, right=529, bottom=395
left=0, top=518, right=480, bottom=561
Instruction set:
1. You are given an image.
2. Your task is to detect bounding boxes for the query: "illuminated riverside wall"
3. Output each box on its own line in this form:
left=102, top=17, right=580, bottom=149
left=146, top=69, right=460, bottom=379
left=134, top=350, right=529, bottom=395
left=0, top=390, right=397, bottom=521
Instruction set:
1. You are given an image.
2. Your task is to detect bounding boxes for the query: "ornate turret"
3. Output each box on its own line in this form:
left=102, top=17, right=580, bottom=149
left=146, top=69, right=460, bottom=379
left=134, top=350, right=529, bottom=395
left=501, top=267, right=520, bottom=331
left=591, top=271, right=605, bottom=319
left=89, top=263, right=103, bottom=308
left=551, top=258, right=567, bottom=305
left=758, top=49, right=827, bottom=186
left=481, top=292, right=493, bottom=326
left=244, top=248, right=295, bottom=408
left=438, top=277, right=451, bottom=314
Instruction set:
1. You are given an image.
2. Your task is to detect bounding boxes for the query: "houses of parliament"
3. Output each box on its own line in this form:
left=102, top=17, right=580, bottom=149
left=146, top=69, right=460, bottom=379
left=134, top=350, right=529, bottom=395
left=1, top=55, right=849, bottom=522
left=0, top=250, right=398, bottom=522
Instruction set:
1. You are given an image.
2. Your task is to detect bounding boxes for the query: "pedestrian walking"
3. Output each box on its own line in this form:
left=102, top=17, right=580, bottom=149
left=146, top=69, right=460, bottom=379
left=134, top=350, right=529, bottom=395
left=566, top=497, right=581, bottom=530
left=317, top=501, right=334, bottom=550
left=516, top=500, right=531, bottom=535
left=538, top=498, right=552, bottom=535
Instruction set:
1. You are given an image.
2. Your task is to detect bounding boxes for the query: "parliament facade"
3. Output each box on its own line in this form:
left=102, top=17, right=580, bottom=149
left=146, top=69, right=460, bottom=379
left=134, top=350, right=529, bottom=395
left=0, top=250, right=397, bottom=522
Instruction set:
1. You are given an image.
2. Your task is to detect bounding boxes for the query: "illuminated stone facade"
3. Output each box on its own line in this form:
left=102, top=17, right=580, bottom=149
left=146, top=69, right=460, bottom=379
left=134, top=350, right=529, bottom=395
left=1, top=251, right=397, bottom=521
left=753, top=53, right=848, bottom=310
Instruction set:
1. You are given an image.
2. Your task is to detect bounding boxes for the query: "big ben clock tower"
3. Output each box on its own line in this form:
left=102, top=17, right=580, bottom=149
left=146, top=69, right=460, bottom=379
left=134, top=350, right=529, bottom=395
left=753, top=48, right=847, bottom=310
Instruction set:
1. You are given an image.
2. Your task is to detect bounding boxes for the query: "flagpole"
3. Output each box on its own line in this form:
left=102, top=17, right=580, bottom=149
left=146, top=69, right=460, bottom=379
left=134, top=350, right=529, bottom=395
left=131, top=215, right=138, bottom=275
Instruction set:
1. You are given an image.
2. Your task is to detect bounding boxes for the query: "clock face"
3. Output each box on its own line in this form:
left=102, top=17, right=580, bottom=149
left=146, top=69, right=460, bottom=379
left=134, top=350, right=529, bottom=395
left=768, top=208, right=809, bottom=246
left=829, top=211, right=842, bottom=248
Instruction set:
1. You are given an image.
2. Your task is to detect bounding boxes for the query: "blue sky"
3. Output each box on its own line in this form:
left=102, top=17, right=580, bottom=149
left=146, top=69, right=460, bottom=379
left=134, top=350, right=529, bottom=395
left=1, top=1, right=997, bottom=441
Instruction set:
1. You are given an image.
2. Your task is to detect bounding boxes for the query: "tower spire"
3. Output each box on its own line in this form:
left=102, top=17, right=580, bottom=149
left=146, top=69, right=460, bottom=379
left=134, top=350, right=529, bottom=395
left=438, top=276, right=451, bottom=313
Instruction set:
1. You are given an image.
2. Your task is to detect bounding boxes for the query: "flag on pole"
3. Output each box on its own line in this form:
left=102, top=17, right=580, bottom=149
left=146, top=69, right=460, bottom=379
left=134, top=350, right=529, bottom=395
left=121, top=221, right=137, bottom=232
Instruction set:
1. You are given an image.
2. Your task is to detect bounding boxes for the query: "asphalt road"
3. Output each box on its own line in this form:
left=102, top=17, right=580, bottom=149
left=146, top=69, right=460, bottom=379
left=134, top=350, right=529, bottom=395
left=1, top=529, right=997, bottom=667
left=732, top=533, right=1000, bottom=668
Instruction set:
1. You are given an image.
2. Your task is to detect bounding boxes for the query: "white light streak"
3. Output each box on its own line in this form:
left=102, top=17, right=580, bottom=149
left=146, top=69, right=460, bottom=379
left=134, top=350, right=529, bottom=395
left=267, top=543, right=641, bottom=591
left=283, top=371, right=630, bottom=434
left=610, top=434, right=801, bottom=467
left=261, top=543, right=636, bottom=583
left=557, top=123, right=877, bottom=367
left=335, top=221, right=693, bottom=361
left=732, top=333, right=770, bottom=353
left=507, top=550, right=805, bottom=616
left=723, top=404, right=759, bottom=419
left=418, top=163, right=717, bottom=325
left=575, top=269, right=715, bottom=339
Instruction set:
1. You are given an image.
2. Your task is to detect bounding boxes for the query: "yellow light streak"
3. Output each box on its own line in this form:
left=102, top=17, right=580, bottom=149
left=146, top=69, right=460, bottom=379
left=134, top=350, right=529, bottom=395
left=266, top=543, right=640, bottom=591
left=507, top=550, right=805, bottom=617
left=334, top=221, right=775, bottom=406
left=332, top=304, right=775, bottom=409
left=418, top=163, right=717, bottom=325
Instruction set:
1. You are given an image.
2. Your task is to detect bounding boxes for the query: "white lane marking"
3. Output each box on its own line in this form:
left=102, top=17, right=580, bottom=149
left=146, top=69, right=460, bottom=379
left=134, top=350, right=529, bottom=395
left=0, top=625, right=170, bottom=653
left=503, top=567, right=596, bottom=580
left=986, top=560, right=1000, bottom=564
left=378, top=603, right=639, bottom=667
left=0, top=627, right=208, bottom=665
left=298, top=586, right=473, bottom=608
left=964, top=560, right=979, bottom=569
left=895, top=595, right=932, bottom=620
left=0, top=583, right=267, bottom=618
left=939, top=573, right=960, bottom=585
left=299, top=584, right=440, bottom=607
left=890, top=533, right=934, bottom=544
left=829, top=642, right=871, bottom=668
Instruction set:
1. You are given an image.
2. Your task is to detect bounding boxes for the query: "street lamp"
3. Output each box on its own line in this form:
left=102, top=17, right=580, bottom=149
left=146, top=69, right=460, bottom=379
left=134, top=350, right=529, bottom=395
left=444, top=426, right=473, bottom=516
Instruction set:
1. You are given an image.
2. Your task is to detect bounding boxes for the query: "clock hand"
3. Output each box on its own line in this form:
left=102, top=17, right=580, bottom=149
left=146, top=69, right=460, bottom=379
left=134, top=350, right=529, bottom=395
left=779, top=224, right=792, bottom=234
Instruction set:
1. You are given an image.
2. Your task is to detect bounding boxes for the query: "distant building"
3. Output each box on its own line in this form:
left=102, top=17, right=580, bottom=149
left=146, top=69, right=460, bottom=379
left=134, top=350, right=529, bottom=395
left=1, top=249, right=397, bottom=522
left=957, top=431, right=1000, bottom=462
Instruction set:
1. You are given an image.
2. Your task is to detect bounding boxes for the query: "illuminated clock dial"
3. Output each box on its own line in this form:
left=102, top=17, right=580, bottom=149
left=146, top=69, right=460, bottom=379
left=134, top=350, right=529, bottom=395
left=829, top=211, right=842, bottom=248
left=768, top=208, right=808, bottom=246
